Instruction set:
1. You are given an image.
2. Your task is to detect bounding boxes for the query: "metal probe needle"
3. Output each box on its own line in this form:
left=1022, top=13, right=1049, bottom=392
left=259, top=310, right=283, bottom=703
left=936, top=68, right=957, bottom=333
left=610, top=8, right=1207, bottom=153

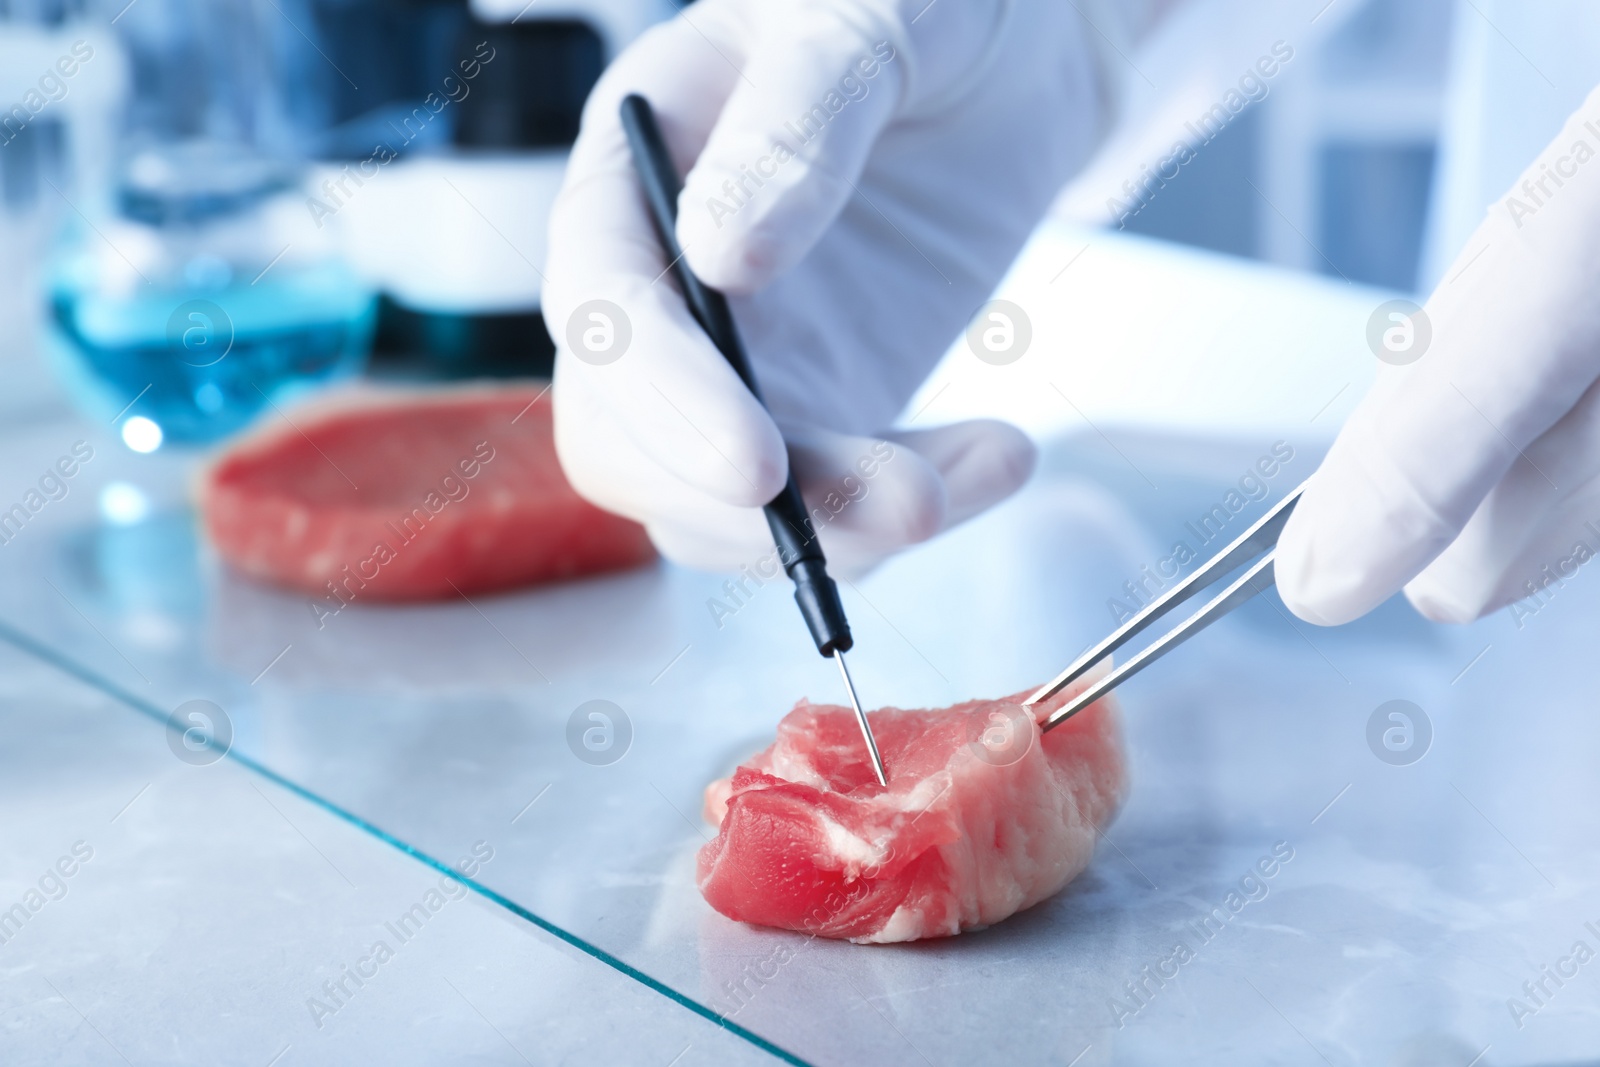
left=834, top=649, right=888, bottom=786
left=618, top=94, right=889, bottom=784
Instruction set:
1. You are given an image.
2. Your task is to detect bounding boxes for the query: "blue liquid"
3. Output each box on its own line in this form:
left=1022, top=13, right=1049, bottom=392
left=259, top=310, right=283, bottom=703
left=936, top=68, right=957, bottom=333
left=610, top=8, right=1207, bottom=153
left=48, top=262, right=377, bottom=444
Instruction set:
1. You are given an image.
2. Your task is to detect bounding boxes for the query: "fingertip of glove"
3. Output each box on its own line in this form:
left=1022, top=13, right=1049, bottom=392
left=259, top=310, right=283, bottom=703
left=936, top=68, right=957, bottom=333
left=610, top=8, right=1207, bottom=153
left=1273, top=578, right=1348, bottom=627
left=1402, top=569, right=1487, bottom=624
left=678, top=217, right=784, bottom=294
left=887, top=419, right=1037, bottom=528
left=1402, top=588, right=1478, bottom=624
left=973, top=418, right=1039, bottom=491
left=695, top=411, right=790, bottom=508
left=862, top=465, right=948, bottom=545
left=1273, top=511, right=1367, bottom=627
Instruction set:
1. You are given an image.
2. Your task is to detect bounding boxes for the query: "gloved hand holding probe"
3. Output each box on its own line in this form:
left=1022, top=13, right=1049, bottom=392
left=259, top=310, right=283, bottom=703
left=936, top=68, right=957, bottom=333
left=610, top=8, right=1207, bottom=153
left=542, top=0, right=1128, bottom=573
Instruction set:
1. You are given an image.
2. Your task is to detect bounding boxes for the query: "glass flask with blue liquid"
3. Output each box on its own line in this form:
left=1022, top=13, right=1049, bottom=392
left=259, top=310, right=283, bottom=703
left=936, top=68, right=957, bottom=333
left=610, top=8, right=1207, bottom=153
left=43, top=0, right=377, bottom=448
left=46, top=141, right=376, bottom=447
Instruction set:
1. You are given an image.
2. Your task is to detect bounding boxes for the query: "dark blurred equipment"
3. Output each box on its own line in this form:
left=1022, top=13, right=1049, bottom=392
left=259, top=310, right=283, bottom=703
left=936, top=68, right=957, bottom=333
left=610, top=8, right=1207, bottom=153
left=370, top=295, right=550, bottom=379
left=291, top=0, right=664, bottom=381
left=364, top=15, right=605, bottom=380
left=454, top=19, right=603, bottom=150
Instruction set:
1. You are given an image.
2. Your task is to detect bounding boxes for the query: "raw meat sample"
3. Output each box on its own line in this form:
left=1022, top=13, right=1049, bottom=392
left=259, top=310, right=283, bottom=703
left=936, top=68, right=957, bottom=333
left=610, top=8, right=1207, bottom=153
left=698, top=674, right=1126, bottom=943
left=201, top=384, right=654, bottom=601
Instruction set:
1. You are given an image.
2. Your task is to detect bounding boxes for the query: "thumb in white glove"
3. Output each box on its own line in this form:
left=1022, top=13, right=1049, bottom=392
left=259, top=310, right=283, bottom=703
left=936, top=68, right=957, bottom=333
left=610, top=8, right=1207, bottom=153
left=1276, top=80, right=1600, bottom=626
left=544, top=0, right=1116, bottom=573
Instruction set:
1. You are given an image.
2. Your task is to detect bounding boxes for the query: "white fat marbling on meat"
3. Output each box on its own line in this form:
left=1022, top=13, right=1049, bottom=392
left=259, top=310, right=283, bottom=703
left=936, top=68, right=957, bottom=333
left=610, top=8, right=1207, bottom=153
left=866, top=904, right=924, bottom=944
left=764, top=749, right=830, bottom=791
left=815, top=812, right=890, bottom=875
left=893, top=770, right=955, bottom=815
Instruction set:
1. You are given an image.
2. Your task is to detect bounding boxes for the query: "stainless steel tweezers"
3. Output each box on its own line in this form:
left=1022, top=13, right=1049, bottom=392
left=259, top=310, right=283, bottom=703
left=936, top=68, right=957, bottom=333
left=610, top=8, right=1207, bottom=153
left=1024, top=481, right=1307, bottom=731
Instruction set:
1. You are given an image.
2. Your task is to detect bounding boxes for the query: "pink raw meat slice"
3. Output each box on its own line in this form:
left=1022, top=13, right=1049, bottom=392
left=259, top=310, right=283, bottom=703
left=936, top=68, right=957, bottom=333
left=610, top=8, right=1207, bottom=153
left=201, top=384, right=655, bottom=600
left=697, top=675, right=1126, bottom=943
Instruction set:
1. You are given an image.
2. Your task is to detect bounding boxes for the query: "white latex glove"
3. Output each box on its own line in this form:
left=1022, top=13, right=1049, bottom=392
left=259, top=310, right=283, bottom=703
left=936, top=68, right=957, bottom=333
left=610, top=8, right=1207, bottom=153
left=543, top=0, right=1119, bottom=572
left=1277, top=82, right=1600, bottom=625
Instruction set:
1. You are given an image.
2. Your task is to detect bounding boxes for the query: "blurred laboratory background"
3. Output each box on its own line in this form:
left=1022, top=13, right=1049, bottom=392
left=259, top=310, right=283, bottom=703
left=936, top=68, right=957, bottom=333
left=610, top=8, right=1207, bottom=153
left=0, top=0, right=674, bottom=447
left=1054, top=0, right=1600, bottom=294
left=0, top=0, right=1594, bottom=448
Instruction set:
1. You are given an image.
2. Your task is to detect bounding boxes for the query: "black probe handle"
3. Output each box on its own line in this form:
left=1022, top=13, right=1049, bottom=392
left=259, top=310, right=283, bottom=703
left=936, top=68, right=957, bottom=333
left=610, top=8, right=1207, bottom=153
left=618, top=93, right=853, bottom=657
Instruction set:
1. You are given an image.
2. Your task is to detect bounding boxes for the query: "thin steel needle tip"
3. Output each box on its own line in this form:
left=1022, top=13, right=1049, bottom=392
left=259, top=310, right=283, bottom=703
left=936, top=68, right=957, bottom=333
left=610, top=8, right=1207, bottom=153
left=834, top=649, right=888, bottom=787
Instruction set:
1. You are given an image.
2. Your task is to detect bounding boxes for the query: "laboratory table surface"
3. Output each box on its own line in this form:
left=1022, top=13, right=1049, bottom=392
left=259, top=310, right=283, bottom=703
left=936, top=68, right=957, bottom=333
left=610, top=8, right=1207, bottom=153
left=1, top=223, right=1594, bottom=1066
